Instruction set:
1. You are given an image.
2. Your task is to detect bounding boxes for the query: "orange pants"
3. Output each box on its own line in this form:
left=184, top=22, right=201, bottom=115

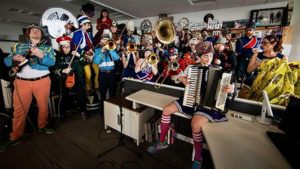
left=10, top=77, right=51, bottom=141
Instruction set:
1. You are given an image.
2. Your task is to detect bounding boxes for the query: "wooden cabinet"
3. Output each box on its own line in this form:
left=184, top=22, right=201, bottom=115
left=104, top=95, right=154, bottom=146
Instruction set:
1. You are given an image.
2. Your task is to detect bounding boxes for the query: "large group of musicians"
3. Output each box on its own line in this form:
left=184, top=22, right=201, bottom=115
left=0, top=3, right=287, bottom=169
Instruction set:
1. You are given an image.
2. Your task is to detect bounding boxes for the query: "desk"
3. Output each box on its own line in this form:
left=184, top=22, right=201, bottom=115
left=202, top=110, right=292, bottom=169
left=126, top=89, right=192, bottom=119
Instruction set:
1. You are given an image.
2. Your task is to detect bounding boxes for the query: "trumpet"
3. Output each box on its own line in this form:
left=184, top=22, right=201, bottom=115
left=105, top=39, right=117, bottom=51
left=154, top=60, right=180, bottom=89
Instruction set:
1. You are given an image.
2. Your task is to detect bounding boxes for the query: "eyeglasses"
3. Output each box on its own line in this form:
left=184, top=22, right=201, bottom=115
left=261, top=41, right=271, bottom=45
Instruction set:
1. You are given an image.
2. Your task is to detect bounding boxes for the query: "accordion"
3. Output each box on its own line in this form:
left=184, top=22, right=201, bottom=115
left=183, top=65, right=232, bottom=113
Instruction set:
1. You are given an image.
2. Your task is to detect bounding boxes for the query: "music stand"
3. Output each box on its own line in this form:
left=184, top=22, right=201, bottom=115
left=97, top=79, right=142, bottom=159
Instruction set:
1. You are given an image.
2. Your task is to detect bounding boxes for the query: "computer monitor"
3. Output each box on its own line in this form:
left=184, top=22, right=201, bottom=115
left=256, top=90, right=273, bottom=125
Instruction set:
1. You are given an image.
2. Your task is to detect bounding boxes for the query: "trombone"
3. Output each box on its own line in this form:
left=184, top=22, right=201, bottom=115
left=119, top=41, right=138, bottom=56
left=154, top=60, right=180, bottom=89
left=104, top=39, right=117, bottom=51
left=140, top=52, right=159, bottom=70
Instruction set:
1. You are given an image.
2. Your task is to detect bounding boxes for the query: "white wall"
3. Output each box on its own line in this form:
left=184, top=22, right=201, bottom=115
left=118, top=2, right=288, bottom=30
left=0, top=23, right=24, bottom=53
left=289, top=0, right=300, bottom=62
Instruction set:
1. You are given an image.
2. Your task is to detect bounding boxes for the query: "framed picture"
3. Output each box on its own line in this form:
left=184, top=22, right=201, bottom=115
left=235, top=19, right=249, bottom=29
left=250, top=7, right=288, bottom=27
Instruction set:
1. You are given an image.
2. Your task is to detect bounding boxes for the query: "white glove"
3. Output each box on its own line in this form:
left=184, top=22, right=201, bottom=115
left=72, top=51, right=80, bottom=57
left=62, top=68, right=72, bottom=74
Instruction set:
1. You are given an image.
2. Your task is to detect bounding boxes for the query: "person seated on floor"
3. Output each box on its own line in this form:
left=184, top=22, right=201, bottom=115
left=51, top=36, right=88, bottom=120
left=135, top=49, right=158, bottom=82
left=147, top=41, right=235, bottom=169
left=246, top=34, right=286, bottom=86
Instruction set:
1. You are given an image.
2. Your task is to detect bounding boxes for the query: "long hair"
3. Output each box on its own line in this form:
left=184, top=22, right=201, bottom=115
left=100, top=9, right=109, bottom=19
left=25, top=28, right=44, bottom=40
left=263, top=34, right=282, bottom=52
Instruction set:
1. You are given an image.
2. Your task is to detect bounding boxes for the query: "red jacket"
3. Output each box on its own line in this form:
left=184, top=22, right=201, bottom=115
left=162, top=59, right=186, bottom=78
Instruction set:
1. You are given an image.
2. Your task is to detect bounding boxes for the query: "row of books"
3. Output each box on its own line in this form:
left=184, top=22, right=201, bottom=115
left=144, top=114, right=176, bottom=144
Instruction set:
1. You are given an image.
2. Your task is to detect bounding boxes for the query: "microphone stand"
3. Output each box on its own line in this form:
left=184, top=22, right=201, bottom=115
left=97, top=79, right=142, bottom=159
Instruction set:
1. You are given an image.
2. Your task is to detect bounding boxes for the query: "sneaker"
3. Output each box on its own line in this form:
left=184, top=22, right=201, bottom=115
left=191, top=160, right=202, bottom=169
left=147, top=140, right=168, bottom=153
left=38, top=126, right=55, bottom=134
left=0, top=138, right=23, bottom=152
left=81, top=112, right=88, bottom=120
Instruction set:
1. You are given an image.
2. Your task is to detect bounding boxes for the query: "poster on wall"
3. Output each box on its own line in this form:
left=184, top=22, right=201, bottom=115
left=250, top=7, right=287, bottom=27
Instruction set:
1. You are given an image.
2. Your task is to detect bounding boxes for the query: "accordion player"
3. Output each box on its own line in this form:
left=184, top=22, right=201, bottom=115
left=182, top=65, right=234, bottom=114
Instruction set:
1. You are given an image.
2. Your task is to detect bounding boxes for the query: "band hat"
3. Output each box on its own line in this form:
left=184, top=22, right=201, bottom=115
left=27, top=23, right=43, bottom=31
left=26, top=23, right=45, bottom=37
left=101, top=33, right=110, bottom=39
left=111, top=20, right=118, bottom=27
left=189, top=38, right=199, bottom=45
left=103, top=29, right=111, bottom=34
left=126, top=20, right=135, bottom=32
left=215, top=37, right=226, bottom=44
left=196, top=41, right=214, bottom=55
left=168, top=47, right=178, bottom=56
left=56, top=36, right=72, bottom=46
left=246, top=22, right=256, bottom=30
left=78, top=15, right=91, bottom=25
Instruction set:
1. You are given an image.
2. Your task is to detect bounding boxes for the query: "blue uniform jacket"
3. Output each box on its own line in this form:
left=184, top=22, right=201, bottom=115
left=236, top=36, right=261, bottom=59
left=4, top=42, right=55, bottom=70
left=93, top=48, right=119, bottom=71
left=121, top=35, right=136, bottom=48
left=71, top=29, right=95, bottom=55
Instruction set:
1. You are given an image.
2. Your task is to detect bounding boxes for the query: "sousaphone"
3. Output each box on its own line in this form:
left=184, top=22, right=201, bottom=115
left=154, top=17, right=176, bottom=44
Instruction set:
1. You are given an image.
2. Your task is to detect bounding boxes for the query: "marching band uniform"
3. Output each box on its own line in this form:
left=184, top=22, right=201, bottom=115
left=135, top=49, right=158, bottom=82
left=93, top=33, right=119, bottom=114
left=121, top=52, right=137, bottom=79
left=51, top=36, right=87, bottom=120
left=121, top=20, right=136, bottom=49
left=1, top=24, right=55, bottom=151
left=235, top=22, right=260, bottom=81
left=162, top=48, right=186, bottom=86
left=71, top=16, right=98, bottom=92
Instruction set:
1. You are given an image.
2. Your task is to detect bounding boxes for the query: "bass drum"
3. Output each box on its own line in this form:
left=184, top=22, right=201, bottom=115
left=40, top=7, right=79, bottom=39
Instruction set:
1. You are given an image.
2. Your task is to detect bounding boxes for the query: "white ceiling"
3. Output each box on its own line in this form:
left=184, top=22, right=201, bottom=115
left=0, top=0, right=288, bottom=26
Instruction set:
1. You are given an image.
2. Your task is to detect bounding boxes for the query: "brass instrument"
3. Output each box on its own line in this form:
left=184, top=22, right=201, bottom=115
left=119, top=41, right=138, bottom=56
left=104, top=39, right=117, bottom=51
left=126, top=41, right=137, bottom=52
left=154, top=60, right=180, bottom=89
left=147, top=53, right=160, bottom=65
left=140, top=53, right=159, bottom=70
left=154, top=18, right=176, bottom=45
